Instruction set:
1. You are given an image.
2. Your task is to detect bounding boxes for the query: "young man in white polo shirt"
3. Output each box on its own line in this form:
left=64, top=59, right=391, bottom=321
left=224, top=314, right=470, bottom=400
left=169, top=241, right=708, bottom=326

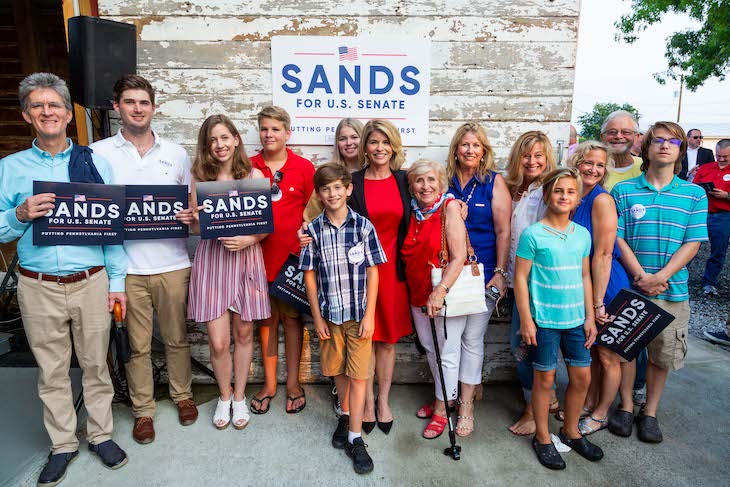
left=90, top=75, right=197, bottom=444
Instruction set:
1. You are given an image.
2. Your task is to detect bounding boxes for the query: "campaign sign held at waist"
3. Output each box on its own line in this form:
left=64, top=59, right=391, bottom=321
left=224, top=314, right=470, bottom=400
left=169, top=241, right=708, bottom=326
left=196, top=179, right=274, bottom=239
left=597, top=289, right=675, bottom=361
left=33, top=181, right=125, bottom=245
left=124, top=185, right=189, bottom=240
left=269, top=253, right=311, bottom=315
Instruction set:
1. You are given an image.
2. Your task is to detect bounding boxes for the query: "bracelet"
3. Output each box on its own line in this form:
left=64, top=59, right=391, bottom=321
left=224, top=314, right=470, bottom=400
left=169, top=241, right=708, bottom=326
left=437, top=283, right=450, bottom=294
left=493, top=267, right=508, bottom=278
left=593, top=303, right=605, bottom=309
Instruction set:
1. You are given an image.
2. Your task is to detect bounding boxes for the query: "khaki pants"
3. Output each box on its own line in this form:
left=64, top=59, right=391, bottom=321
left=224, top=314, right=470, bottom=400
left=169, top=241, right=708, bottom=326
left=125, top=267, right=192, bottom=418
left=18, top=269, right=114, bottom=454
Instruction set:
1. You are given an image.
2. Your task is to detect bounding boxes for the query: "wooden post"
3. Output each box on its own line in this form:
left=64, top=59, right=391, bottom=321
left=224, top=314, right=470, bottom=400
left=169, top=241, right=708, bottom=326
left=61, top=0, right=93, bottom=145
left=676, top=74, right=684, bottom=123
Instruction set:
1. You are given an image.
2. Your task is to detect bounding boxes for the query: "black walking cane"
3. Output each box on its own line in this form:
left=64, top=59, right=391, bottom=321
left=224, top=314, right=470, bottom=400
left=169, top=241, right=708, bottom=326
left=421, top=305, right=461, bottom=460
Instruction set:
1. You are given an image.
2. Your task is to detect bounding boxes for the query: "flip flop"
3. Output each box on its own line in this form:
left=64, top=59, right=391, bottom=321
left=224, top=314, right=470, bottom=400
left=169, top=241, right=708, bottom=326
left=286, top=389, right=306, bottom=414
left=250, top=395, right=274, bottom=415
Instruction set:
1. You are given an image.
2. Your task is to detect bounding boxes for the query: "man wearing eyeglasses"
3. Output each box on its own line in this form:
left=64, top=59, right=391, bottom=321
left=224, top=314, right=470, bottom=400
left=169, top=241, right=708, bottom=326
left=609, top=122, right=708, bottom=444
left=600, top=110, right=644, bottom=192
left=694, top=139, right=730, bottom=299
left=680, top=129, right=715, bottom=181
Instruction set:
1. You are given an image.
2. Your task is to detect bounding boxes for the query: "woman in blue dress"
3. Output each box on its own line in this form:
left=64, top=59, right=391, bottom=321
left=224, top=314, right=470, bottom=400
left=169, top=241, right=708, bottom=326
left=569, top=141, right=631, bottom=435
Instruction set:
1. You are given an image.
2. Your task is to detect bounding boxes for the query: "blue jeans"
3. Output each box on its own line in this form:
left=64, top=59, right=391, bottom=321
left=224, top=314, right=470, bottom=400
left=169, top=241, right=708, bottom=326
left=510, top=299, right=534, bottom=400
left=531, top=325, right=592, bottom=372
left=702, top=212, right=730, bottom=288
left=634, top=348, right=648, bottom=390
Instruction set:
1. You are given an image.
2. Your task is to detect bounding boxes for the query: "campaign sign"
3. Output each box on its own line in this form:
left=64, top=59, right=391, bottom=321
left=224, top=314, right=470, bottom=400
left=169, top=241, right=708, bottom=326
left=272, top=36, right=431, bottom=146
left=124, top=185, right=188, bottom=240
left=597, top=289, right=676, bottom=361
left=196, top=179, right=274, bottom=239
left=33, top=181, right=124, bottom=245
left=269, top=254, right=311, bottom=315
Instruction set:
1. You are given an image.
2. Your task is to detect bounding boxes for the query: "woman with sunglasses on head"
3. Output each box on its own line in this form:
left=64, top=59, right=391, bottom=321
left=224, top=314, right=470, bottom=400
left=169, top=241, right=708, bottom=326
left=177, top=115, right=270, bottom=430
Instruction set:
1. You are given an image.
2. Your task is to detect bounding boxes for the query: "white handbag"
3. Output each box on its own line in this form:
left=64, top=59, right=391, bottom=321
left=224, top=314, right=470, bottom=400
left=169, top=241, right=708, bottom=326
left=430, top=203, right=487, bottom=317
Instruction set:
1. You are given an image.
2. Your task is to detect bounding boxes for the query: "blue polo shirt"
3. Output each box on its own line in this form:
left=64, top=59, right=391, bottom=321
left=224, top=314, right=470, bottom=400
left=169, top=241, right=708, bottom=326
left=0, top=139, right=128, bottom=292
left=611, top=174, right=708, bottom=301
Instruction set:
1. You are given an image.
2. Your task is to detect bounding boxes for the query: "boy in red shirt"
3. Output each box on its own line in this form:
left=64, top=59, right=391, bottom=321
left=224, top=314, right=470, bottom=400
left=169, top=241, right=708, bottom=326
left=250, top=106, right=315, bottom=415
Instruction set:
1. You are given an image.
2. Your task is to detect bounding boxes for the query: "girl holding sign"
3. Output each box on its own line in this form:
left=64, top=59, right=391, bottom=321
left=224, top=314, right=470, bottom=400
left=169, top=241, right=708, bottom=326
left=178, top=114, right=271, bottom=430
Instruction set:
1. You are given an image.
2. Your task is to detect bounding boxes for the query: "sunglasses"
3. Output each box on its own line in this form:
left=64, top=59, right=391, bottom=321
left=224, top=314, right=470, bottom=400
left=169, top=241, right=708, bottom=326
left=691, top=135, right=703, bottom=139
left=271, top=170, right=283, bottom=196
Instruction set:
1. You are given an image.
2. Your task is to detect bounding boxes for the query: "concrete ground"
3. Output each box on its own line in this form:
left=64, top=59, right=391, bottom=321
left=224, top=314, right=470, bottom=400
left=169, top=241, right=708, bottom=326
left=9, top=335, right=729, bottom=487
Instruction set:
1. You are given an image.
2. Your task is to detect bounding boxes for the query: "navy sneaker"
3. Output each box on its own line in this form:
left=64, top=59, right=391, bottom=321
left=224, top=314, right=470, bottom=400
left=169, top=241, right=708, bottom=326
left=332, top=414, right=349, bottom=449
left=345, top=437, right=374, bottom=474
left=88, top=440, right=128, bottom=469
left=38, top=451, right=78, bottom=486
left=704, top=330, right=730, bottom=346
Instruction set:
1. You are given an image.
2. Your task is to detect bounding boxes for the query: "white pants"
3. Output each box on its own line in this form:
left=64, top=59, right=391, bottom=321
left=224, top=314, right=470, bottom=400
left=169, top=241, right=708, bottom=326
left=411, top=301, right=494, bottom=401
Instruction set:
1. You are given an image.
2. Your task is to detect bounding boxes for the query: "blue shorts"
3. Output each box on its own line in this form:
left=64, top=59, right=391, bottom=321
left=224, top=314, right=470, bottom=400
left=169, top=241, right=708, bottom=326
left=532, top=325, right=591, bottom=372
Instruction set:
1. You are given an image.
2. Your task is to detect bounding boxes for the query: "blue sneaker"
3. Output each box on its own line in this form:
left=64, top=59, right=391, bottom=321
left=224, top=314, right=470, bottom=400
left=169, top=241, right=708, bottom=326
left=88, top=440, right=128, bottom=469
left=704, top=330, right=730, bottom=346
left=38, top=450, right=78, bottom=486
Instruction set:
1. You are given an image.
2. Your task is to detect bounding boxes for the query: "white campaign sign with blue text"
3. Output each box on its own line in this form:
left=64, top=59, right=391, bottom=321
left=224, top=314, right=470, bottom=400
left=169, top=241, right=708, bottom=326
left=272, top=36, right=431, bottom=146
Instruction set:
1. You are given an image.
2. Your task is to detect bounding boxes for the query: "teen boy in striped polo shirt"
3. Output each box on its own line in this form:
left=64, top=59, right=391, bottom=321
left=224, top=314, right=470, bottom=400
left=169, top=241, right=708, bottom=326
left=300, top=163, right=386, bottom=475
left=609, top=121, right=708, bottom=443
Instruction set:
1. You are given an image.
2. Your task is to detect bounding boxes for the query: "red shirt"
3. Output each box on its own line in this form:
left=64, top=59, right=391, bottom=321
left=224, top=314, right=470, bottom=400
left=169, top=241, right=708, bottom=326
left=251, top=148, right=315, bottom=282
left=694, top=162, right=730, bottom=213
left=400, top=205, right=447, bottom=308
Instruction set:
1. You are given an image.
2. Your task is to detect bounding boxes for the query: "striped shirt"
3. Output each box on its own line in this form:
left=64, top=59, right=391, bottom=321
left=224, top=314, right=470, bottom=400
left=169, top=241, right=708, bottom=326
left=516, top=222, right=591, bottom=329
left=299, top=208, right=387, bottom=324
left=611, top=174, right=708, bottom=302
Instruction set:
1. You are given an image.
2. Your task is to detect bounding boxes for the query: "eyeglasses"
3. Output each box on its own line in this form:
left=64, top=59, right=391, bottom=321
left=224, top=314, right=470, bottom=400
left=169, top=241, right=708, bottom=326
left=650, top=137, right=682, bottom=147
left=602, top=129, right=637, bottom=138
left=271, top=170, right=283, bottom=196
left=691, top=135, right=703, bottom=139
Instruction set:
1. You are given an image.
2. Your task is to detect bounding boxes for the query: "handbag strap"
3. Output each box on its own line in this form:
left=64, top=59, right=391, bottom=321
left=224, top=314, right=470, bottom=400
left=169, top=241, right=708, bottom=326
left=439, top=200, right=480, bottom=276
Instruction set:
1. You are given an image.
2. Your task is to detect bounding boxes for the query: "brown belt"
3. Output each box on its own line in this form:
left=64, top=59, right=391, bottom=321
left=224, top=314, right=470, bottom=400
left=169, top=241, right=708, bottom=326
left=19, top=265, right=104, bottom=284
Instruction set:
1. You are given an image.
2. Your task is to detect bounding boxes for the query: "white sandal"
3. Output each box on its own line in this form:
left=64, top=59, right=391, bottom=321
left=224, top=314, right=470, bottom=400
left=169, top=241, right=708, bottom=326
left=232, top=396, right=250, bottom=430
left=213, top=395, right=232, bottom=430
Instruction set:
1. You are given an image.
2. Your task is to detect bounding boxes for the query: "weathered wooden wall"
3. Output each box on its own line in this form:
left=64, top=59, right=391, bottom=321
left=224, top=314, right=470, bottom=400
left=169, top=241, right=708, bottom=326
left=98, top=0, right=579, bottom=384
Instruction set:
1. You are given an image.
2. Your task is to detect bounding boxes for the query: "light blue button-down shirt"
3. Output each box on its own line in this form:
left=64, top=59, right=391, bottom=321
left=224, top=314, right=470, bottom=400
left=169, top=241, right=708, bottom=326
left=0, top=139, right=127, bottom=292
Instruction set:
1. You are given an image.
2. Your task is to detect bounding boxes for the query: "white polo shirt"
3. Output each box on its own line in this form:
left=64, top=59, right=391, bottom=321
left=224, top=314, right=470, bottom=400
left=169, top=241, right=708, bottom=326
left=90, top=129, right=192, bottom=275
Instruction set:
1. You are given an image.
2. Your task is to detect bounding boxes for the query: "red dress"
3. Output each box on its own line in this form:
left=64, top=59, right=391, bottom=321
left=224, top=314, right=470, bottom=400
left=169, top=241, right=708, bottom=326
left=364, top=177, right=412, bottom=343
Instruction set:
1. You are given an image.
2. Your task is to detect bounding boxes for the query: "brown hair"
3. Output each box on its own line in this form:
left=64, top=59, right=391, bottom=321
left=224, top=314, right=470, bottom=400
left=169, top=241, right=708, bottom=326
left=113, top=74, right=155, bottom=105
left=640, top=121, right=687, bottom=173
left=504, top=131, right=557, bottom=196
left=333, top=118, right=364, bottom=167
left=360, top=119, right=406, bottom=171
left=541, top=167, right=583, bottom=205
left=257, top=105, right=291, bottom=131
left=314, top=162, right=353, bottom=191
left=567, top=140, right=614, bottom=188
left=446, top=122, right=496, bottom=184
left=192, top=115, right=251, bottom=182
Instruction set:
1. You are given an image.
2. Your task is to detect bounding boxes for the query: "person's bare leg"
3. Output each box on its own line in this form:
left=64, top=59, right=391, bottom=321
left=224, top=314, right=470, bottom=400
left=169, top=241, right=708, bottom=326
left=532, top=370, right=555, bottom=444
left=509, top=400, right=536, bottom=435
left=583, top=348, right=621, bottom=430
left=333, top=374, right=350, bottom=414
left=643, top=361, right=669, bottom=417
left=457, top=383, right=476, bottom=436
left=375, top=342, right=395, bottom=422
left=562, top=366, right=591, bottom=439
left=206, top=312, right=232, bottom=401
left=254, top=309, right=280, bottom=409
left=618, top=359, right=637, bottom=413
left=363, top=375, right=375, bottom=423
left=349, top=377, right=367, bottom=434
left=584, top=348, right=601, bottom=411
left=282, top=314, right=305, bottom=411
left=231, top=316, right=253, bottom=402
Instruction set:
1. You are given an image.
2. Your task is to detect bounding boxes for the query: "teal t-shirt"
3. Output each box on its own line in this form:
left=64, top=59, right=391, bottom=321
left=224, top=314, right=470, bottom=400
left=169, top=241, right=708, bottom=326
left=516, top=222, right=591, bottom=329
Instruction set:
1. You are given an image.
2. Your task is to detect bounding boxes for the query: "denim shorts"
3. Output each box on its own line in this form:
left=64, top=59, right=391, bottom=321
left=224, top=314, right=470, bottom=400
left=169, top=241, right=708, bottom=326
left=531, top=325, right=591, bottom=372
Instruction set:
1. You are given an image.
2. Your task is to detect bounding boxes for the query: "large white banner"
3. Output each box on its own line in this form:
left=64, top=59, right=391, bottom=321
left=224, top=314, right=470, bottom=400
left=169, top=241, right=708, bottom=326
left=272, top=36, right=431, bottom=146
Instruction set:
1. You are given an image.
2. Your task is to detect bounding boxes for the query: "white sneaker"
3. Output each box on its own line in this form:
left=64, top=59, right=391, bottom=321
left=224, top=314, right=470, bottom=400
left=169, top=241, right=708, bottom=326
left=213, top=396, right=232, bottom=430
left=703, top=284, right=719, bottom=296
left=232, top=397, right=250, bottom=430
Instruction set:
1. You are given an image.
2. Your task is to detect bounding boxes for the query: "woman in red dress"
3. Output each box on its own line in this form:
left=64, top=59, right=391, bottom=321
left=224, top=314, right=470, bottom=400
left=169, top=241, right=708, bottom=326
left=348, top=119, right=412, bottom=434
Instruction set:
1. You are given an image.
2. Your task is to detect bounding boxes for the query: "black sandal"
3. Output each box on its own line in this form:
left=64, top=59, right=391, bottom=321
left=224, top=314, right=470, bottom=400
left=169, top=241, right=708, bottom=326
left=286, top=389, right=306, bottom=414
left=532, top=436, right=566, bottom=470
left=250, top=395, right=274, bottom=415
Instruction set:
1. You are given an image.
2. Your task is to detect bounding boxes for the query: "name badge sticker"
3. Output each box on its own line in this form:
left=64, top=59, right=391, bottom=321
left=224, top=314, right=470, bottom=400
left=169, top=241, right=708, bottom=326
left=348, top=241, right=365, bottom=265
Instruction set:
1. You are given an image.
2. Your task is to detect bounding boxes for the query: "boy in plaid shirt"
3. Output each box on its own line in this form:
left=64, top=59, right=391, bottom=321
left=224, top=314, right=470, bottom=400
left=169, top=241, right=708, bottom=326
left=299, top=163, right=386, bottom=474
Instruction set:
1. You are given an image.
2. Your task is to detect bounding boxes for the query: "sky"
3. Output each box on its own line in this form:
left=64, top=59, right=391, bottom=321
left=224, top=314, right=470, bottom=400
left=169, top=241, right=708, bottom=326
left=572, top=0, right=730, bottom=132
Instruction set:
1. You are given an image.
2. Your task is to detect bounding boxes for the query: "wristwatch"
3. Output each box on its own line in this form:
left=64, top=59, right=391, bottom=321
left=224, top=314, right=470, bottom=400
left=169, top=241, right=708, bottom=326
left=437, top=283, right=450, bottom=293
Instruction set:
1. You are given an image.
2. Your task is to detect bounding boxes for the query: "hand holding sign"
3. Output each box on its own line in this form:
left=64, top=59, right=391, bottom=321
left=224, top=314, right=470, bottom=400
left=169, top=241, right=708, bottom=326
left=17, top=193, right=56, bottom=222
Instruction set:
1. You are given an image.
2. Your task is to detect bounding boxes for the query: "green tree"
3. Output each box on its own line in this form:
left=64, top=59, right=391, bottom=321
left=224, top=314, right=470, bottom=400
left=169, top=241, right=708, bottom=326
left=616, top=0, right=730, bottom=91
left=577, top=102, right=641, bottom=140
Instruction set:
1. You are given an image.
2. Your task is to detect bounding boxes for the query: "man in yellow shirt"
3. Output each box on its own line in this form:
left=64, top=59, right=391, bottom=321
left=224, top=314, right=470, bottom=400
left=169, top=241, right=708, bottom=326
left=601, top=110, right=643, bottom=192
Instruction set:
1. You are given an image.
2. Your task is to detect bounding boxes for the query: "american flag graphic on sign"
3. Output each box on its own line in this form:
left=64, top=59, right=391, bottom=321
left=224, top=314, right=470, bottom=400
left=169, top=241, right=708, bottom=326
left=74, top=194, right=86, bottom=202
left=228, top=189, right=239, bottom=197
left=143, top=194, right=154, bottom=202
left=338, top=46, right=358, bottom=61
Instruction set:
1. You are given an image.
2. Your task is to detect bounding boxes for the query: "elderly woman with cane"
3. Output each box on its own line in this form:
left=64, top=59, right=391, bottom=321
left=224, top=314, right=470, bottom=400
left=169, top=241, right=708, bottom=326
left=400, top=159, right=488, bottom=441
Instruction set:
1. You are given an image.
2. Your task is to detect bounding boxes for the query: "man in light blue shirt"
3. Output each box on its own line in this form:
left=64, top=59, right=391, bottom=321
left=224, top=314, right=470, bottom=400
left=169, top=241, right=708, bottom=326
left=0, top=73, right=129, bottom=486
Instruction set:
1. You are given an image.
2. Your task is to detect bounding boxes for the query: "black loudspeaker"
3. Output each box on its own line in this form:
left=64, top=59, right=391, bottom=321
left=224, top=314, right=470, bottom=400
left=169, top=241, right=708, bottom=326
left=68, top=16, right=137, bottom=110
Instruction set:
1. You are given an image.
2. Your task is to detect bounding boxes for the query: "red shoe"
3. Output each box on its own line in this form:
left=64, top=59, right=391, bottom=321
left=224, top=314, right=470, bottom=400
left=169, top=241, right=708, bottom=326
left=416, top=401, right=435, bottom=419
left=423, top=414, right=448, bottom=439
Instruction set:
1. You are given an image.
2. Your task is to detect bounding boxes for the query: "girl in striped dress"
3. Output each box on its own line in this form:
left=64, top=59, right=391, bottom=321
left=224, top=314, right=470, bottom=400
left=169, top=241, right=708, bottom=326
left=177, top=114, right=271, bottom=430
